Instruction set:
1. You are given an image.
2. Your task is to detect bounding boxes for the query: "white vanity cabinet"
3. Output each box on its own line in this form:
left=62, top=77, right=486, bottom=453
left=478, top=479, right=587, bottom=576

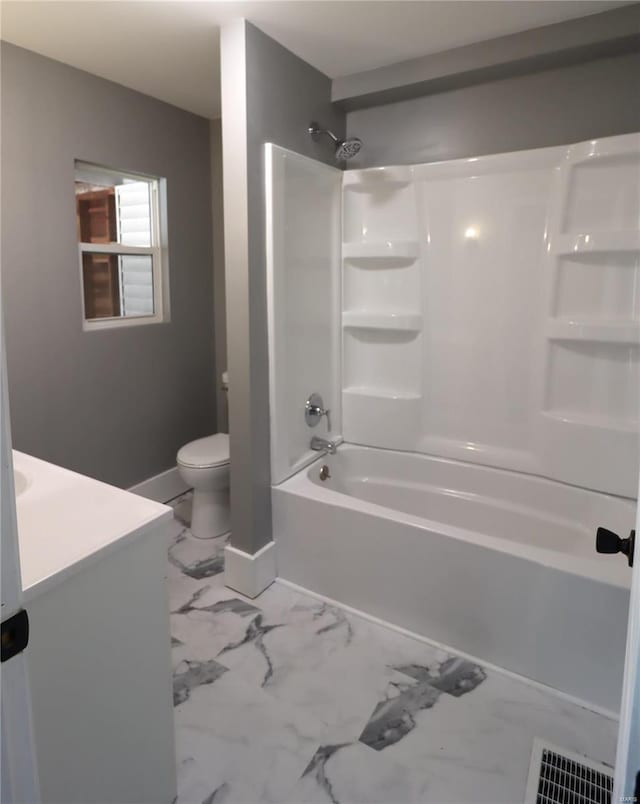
left=14, top=451, right=176, bottom=804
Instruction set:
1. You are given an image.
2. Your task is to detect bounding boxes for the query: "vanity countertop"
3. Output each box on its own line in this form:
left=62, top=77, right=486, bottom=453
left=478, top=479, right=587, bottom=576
left=13, top=450, right=172, bottom=601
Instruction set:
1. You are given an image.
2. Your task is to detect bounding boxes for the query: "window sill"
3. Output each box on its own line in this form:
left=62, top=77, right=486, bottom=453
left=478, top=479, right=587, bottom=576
left=82, top=315, right=169, bottom=332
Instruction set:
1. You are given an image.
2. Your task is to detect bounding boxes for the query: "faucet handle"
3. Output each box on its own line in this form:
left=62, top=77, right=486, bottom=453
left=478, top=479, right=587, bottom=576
left=305, top=393, right=331, bottom=430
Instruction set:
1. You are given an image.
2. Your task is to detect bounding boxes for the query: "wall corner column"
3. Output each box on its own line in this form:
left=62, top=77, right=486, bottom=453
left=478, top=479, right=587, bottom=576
left=220, top=19, right=274, bottom=575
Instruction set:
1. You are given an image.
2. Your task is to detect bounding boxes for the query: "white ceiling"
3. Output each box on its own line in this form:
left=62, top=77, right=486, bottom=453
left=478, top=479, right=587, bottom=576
left=0, top=0, right=630, bottom=119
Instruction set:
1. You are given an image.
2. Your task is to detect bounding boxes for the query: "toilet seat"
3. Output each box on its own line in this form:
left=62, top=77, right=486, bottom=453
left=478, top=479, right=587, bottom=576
left=177, top=433, right=229, bottom=469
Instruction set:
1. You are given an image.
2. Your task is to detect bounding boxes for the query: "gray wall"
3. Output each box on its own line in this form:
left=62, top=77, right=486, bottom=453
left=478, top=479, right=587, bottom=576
left=333, top=4, right=640, bottom=110
left=221, top=20, right=344, bottom=555
left=1, top=42, right=217, bottom=488
left=347, top=51, right=640, bottom=167
left=210, top=119, right=228, bottom=434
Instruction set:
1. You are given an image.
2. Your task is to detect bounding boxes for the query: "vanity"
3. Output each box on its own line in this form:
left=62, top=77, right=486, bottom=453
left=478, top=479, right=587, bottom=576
left=14, top=451, right=177, bottom=804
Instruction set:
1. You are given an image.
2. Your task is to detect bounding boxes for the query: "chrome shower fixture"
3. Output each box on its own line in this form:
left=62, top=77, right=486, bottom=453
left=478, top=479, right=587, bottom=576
left=308, top=121, right=362, bottom=160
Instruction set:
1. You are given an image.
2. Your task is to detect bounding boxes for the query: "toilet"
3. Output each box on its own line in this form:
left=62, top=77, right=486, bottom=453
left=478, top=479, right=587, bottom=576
left=176, top=373, right=230, bottom=539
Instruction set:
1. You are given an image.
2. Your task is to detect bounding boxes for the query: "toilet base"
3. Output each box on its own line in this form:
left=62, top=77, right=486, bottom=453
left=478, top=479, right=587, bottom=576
left=191, top=488, right=231, bottom=540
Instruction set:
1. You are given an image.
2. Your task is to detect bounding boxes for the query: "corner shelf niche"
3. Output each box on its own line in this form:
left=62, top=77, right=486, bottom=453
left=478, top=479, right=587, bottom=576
left=343, top=325, right=422, bottom=403
left=562, top=142, right=640, bottom=234
left=544, top=338, right=639, bottom=432
left=341, top=168, right=423, bottom=452
left=540, top=135, right=640, bottom=498
left=545, top=221, right=640, bottom=429
left=342, top=387, right=423, bottom=451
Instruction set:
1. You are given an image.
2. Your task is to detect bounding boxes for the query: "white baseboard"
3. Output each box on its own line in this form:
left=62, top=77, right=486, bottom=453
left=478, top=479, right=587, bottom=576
left=224, top=541, right=277, bottom=599
left=128, top=466, right=190, bottom=504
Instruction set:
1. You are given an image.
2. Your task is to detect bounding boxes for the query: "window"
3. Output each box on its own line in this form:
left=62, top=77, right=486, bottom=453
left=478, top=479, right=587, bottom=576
left=75, top=161, right=169, bottom=329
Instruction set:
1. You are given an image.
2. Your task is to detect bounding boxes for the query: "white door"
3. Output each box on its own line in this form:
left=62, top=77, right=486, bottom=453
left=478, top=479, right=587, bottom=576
left=614, top=489, right=640, bottom=800
left=1, top=299, right=40, bottom=804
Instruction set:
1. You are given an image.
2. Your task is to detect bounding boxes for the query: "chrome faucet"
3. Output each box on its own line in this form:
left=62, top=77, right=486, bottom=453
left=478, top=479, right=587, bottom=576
left=310, top=435, right=337, bottom=455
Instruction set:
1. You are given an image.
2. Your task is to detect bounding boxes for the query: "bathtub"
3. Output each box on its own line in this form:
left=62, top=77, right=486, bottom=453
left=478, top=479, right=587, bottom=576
left=272, top=444, right=634, bottom=714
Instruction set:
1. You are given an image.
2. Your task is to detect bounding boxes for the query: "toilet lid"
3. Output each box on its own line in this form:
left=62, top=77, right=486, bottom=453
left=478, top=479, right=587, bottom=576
left=177, top=433, right=229, bottom=469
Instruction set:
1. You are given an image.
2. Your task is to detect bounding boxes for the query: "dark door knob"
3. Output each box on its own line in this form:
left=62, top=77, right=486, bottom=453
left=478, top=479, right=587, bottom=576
left=596, top=527, right=635, bottom=567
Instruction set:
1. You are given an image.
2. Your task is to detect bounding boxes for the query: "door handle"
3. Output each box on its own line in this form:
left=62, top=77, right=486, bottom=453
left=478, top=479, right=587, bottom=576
left=1, top=609, right=29, bottom=662
left=596, top=527, right=635, bottom=567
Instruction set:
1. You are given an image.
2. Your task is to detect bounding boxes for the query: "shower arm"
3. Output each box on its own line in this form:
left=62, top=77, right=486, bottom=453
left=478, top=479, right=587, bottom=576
left=308, top=121, right=362, bottom=161
left=308, top=123, right=339, bottom=145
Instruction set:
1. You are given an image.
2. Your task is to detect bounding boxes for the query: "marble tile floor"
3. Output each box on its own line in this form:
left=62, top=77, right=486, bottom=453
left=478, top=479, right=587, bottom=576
left=167, top=493, right=617, bottom=804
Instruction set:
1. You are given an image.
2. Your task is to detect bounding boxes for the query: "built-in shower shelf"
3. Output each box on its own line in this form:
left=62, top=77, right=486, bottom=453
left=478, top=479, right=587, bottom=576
left=343, top=241, right=420, bottom=261
left=541, top=410, right=638, bottom=434
left=342, top=311, right=422, bottom=331
left=344, top=386, right=421, bottom=401
left=553, top=232, right=640, bottom=255
left=547, top=319, right=640, bottom=344
left=343, top=166, right=412, bottom=192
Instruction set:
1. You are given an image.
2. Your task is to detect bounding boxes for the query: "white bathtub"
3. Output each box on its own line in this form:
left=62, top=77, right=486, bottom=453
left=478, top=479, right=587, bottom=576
left=273, top=445, right=634, bottom=713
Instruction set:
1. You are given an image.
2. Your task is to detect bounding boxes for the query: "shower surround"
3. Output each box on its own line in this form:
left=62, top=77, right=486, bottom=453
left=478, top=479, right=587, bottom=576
left=266, top=133, right=640, bottom=715
left=339, top=136, right=639, bottom=497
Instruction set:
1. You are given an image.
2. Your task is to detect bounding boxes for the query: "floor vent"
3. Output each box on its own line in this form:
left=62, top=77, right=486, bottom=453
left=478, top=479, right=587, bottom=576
left=525, top=739, right=613, bottom=804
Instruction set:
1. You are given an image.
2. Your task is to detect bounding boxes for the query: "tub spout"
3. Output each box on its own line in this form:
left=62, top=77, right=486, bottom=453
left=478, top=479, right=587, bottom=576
left=310, top=436, right=337, bottom=455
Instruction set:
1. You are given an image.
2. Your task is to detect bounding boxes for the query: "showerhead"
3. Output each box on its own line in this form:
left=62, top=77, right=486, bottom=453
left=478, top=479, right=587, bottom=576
left=308, top=122, right=362, bottom=161
left=336, top=137, right=362, bottom=160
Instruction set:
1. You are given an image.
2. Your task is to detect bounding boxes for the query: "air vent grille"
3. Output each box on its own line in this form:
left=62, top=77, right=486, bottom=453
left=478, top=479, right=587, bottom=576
left=525, top=739, right=613, bottom=804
